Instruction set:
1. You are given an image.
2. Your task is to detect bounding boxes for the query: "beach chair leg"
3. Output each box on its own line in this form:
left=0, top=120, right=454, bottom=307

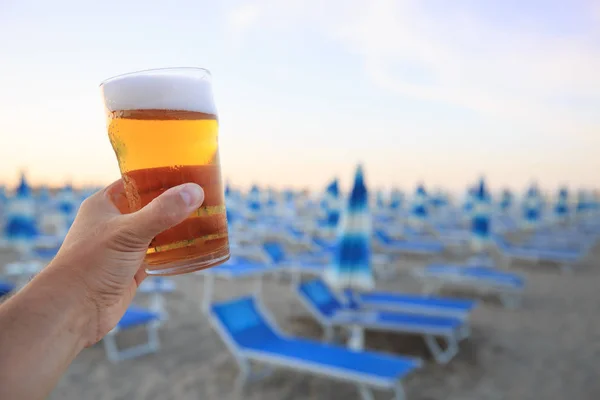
left=357, top=384, right=375, bottom=400
left=424, top=334, right=458, bottom=364
left=392, top=382, right=407, bottom=400
left=103, top=322, right=161, bottom=363
left=147, top=321, right=161, bottom=353
left=234, top=359, right=251, bottom=393
left=103, top=333, right=120, bottom=363
left=150, top=292, right=168, bottom=321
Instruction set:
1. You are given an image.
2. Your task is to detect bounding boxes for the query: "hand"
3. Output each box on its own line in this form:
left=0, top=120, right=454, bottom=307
left=48, top=179, right=204, bottom=347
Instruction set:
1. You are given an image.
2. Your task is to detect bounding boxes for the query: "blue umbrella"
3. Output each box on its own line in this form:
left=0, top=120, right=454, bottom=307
left=247, top=185, right=262, bottom=212
left=554, top=187, right=569, bottom=219
left=462, top=187, right=476, bottom=216
left=576, top=190, right=588, bottom=214
left=4, top=172, right=39, bottom=242
left=37, top=185, right=51, bottom=203
left=389, top=189, right=403, bottom=210
left=57, top=184, right=77, bottom=215
left=325, top=165, right=374, bottom=292
left=409, top=183, right=428, bottom=225
left=321, top=178, right=341, bottom=229
left=471, top=178, right=492, bottom=251
left=522, top=183, right=542, bottom=229
left=499, top=189, right=513, bottom=212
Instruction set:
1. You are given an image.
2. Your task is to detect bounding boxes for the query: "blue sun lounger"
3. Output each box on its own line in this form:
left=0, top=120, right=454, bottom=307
left=103, top=305, right=161, bottom=363
left=355, top=290, right=477, bottom=320
left=199, top=256, right=283, bottom=310
left=210, top=296, right=421, bottom=400
left=495, top=235, right=590, bottom=273
left=262, top=241, right=325, bottom=281
left=297, top=279, right=468, bottom=364
left=0, top=280, right=15, bottom=297
left=414, top=264, right=525, bottom=308
left=374, top=230, right=444, bottom=256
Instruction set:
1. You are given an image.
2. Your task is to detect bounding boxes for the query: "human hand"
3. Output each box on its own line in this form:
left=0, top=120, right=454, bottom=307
left=47, top=179, right=204, bottom=347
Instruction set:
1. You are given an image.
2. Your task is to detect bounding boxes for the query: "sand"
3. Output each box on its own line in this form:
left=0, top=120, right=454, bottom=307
left=2, top=244, right=600, bottom=400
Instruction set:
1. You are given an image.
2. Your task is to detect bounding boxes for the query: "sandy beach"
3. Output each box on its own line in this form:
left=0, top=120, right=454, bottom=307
left=2, top=244, right=598, bottom=400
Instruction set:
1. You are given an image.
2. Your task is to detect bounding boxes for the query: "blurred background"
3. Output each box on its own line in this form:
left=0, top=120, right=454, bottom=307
left=1, top=1, right=599, bottom=400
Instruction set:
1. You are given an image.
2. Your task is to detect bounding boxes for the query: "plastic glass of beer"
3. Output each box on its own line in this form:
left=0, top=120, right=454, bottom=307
left=100, top=67, right=230, bottom=275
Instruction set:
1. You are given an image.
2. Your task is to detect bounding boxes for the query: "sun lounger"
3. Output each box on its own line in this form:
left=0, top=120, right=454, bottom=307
left=355, top=290, right=477, bottom=320
left=495, top=235, right=590, bottom=273
left=414, top=264, right=525, bottom=308
left=262, top=241, right=325, bottom=281
left=103, top=305, right=161, bottom=363
left=297, top=279, right=468, bottom=364
left=374, top=230, right=444, bottom=256
left=0, top=280, right=15, bottom=297
left=199, top=256, right=283, bottom=310
left=210, top=296, right=421, bottom=400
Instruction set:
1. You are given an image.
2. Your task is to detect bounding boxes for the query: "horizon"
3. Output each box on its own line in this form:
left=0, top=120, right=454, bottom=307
left=1, top=0, right=598, bottom=192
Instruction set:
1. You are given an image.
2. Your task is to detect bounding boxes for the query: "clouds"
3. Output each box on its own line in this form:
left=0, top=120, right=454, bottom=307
left=226, top=3, right=261, bottom=35
left=226, top=0, right=600, bottom=134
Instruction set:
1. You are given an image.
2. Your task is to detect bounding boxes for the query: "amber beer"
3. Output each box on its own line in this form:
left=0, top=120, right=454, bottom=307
left=100, top=68, right=229, bottom=275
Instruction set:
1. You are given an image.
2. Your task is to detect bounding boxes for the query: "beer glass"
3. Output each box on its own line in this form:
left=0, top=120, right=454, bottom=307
left=100, top=68, right=229, bottom=275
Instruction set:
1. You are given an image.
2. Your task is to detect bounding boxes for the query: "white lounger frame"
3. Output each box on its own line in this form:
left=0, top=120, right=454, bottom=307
left=296, top=288, right=468, bottom=364
left=209, top=297, right=420, bottom=400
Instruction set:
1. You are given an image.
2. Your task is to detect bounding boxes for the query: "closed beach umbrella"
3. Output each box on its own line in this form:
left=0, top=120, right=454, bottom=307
left=321, top=178, right=341, bottom=229
left=471, top=178, right=492, bottom=252
left=389, top=189, right=404, bottom=211
left=554, top=187, right=569, bottom=220
left=409, top=183, right=428, bottom=226
left=4, top=172, right=39, bottom=246
left=247, top=184, right=262, bottom=212
left=499, top=189, right=513, bottom=213
left=522, top=184, right=542, bottom=229
left=325, top=165, right=374, bottom=292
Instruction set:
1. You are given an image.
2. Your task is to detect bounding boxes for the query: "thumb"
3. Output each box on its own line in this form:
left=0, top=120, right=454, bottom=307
left=123, top=183, right=204, bottom=243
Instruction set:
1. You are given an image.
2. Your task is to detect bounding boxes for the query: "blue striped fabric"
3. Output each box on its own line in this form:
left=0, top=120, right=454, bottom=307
left=325, top=165, right=374, bottom=291
left=471, top=178, right=491, bottom=244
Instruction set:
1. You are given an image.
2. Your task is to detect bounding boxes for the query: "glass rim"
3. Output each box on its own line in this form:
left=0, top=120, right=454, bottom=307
left=99, top=67, right=211, bottom=88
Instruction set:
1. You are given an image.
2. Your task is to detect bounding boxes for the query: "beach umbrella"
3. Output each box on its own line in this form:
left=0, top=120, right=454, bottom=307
left=247, top=184, right=262, bottom=212
left=4, top=172, right=39, bottom=247
left=321, top=178, right=341, bottom=229
left=324, top=165, right=374, bottom=292
left=554, top=187, right=569, bottom=220
left=265, top=187, right=278, bottom=209
left=37, top=185, right=51, bottom=203
left=462, top=187, right=476, bottom=217
left=409, top=183, right=428, bottom=227
left=522, top=183, right=542, bottom=229
left=389, top=189, right=404, bottom=210
left=56, top=184, right=78, bottom=215
left=471, top=178, right=492, bottom=252
left=499, top=189, right=513, bottom=213
left=430, top=189, right=448, bottom=211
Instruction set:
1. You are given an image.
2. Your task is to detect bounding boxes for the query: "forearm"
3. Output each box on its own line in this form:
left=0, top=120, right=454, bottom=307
left=0, top=264, right=90, bottom=400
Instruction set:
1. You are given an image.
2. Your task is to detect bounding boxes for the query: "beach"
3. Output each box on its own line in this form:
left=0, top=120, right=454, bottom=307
left=1, top=244, right=592, bottom=400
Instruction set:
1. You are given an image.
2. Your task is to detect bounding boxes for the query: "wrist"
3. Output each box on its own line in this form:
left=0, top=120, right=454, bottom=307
left=26, top=260, right=97, bottom=350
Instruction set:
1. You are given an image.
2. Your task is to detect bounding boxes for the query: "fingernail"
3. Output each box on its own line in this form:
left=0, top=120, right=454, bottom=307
left=179, top=184, right=204, bottom=207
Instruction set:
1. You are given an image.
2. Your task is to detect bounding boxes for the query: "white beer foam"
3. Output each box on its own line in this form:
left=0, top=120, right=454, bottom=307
left=101, top=69, right=217, bottom=114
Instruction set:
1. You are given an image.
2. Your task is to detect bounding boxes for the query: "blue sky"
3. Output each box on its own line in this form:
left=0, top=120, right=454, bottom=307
left=0, top=0, right=598, bottom=193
